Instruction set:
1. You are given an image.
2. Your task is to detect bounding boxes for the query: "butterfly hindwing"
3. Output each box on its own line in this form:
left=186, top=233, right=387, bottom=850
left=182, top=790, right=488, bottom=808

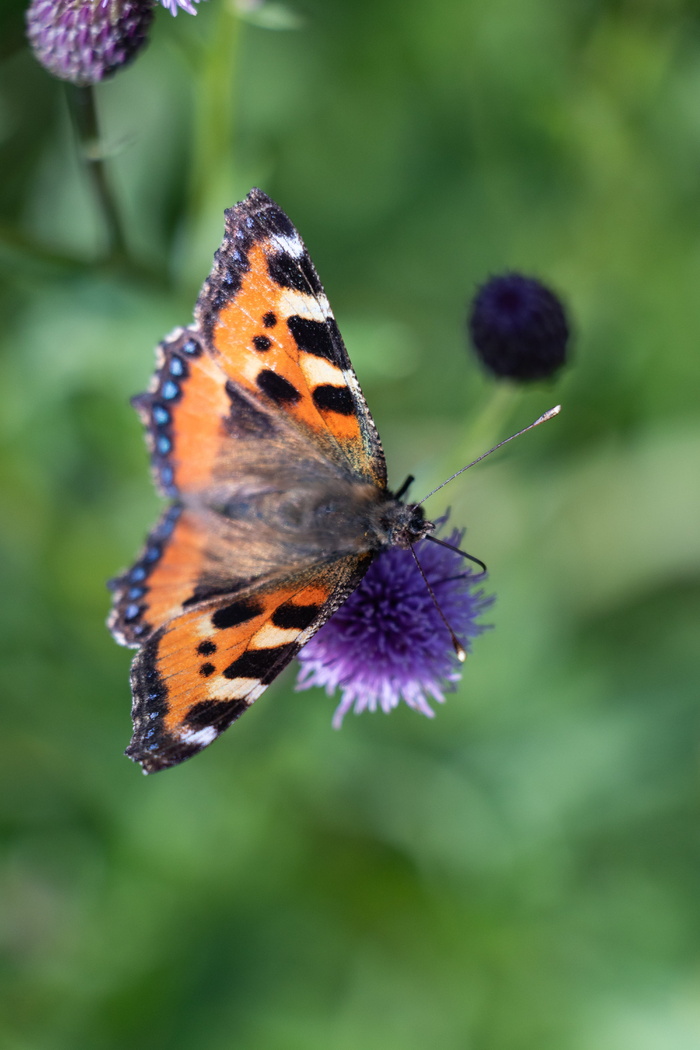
left=126, top=556, right=371, bottom=773
left=109, top=504, right=194, bottom=647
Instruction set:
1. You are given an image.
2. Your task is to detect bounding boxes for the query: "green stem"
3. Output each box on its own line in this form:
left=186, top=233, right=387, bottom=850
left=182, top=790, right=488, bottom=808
left=66, top=84, right=129, bottom=263
left=187, top=4, right=242, bottom=229
left=0, top=224, right=92, bottom=275
left=451, top=382, right=521, bottom=473
left=0, top=222, right=170, bottom=292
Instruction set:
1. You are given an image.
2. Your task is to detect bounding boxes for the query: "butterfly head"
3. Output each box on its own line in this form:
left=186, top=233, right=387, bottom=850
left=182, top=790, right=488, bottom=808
left=377, top=497, right=434, bottom=551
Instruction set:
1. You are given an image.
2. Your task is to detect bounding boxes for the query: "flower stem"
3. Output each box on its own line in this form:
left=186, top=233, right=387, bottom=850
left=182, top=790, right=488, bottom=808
left=187, top=3, right=242, bottom=232
left=0, top=223, right=92, bottom=275
left=452, top=382, right=521, bottom=471
left=66, top=84, right=129, bottom=263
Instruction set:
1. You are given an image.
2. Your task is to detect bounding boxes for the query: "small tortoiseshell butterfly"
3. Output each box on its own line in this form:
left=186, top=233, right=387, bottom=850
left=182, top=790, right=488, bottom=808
left=109, top=189, right=437, bottom=773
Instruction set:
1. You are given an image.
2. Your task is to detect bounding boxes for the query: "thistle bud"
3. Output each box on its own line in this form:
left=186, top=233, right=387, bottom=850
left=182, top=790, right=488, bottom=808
left=468, top=273, right=570, bottom=382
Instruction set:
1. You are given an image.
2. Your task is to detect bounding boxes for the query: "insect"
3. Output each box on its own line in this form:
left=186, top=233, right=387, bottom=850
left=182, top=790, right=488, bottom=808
left=109, top=189, right=558, bottom=773
left=108, top=189, right=446, bottom=773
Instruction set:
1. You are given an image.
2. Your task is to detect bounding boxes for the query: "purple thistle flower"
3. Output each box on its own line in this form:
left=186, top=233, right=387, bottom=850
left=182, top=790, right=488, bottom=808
left=26, top=0, right=155, bottom=86
left=296, top=519, right=493, bottom=728
left=160, top=0, right=202, bottom=14
left=468, top=273, right=570, bottom=382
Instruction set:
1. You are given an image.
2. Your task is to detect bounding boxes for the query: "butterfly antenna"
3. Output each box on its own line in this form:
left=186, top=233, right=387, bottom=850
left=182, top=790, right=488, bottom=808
left=425, top=534, right=487, bottom=575
left=409, top=545, right=466, bottom=662
left=418, top=405, right=561, bottom=505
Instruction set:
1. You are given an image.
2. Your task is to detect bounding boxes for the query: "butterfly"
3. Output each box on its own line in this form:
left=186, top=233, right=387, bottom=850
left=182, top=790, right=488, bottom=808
left=108, top=189, right=438, bottom=773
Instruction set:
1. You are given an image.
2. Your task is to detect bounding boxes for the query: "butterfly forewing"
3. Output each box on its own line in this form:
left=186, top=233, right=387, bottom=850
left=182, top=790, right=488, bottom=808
left=196, top=189, right=387, bottom=488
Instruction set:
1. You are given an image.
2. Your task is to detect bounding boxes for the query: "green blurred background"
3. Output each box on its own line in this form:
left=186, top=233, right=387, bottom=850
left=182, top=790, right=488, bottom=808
left=2, top=0, right=700, bottom=1046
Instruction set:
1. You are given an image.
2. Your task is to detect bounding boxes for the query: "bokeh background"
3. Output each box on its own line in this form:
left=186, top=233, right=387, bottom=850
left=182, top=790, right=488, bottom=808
left=2, top=0, right=700, bottom=1046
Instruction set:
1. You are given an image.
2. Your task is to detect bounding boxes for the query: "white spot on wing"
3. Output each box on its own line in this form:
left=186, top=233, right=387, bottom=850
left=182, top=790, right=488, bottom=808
left=277, top=288, right=331, bottom=321
left=251, top=623, right=300, bottom=649
left=300, top=354, right=345, bottom=388
left=206, top=676, right=258, bottom=701
left=269, top=234, right=305, bottom=259
left=180, top=726, right=217, bottom=747
left=237, top=352, right=270, bottom=385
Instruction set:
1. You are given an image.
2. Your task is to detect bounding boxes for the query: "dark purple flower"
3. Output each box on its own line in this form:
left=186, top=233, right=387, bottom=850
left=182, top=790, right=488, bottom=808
left=26, top=0, right=154, bottom=86
left=468, top=273, right=570, bottom=382
left=296, top=519, right=493, bottom=728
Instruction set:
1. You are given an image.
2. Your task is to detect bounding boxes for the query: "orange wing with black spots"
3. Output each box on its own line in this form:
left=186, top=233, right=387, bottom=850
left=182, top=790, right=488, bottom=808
left=195, top=189, right=386, bottom=488
left=126, top=557, right=371, bottom=774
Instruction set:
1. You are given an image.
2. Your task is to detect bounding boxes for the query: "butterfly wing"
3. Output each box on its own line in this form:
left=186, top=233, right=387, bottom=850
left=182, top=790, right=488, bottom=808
left=126, top=555, right=371, bottom=773
left=196, top=188, right=386, bottom=488
left=110, top=189, right=389, bottom=771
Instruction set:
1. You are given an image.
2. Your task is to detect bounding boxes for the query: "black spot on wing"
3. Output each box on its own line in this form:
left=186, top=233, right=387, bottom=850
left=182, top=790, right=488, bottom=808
left=262, top=311, right=277, bottom=328
left=212, top=598, right=264, bottom=631
left=312, top=384, right=355, bottom=415
left=256, top=369, right=301, bottom=405
left=185, top=699, right=248, bottom=730
left=260, top=204, right=296, bottom=239
left=252, top=335, right=272, bottom=352
left=199, top=662, right=216, bottom=677
left=287, top=315, right=341, bottom=362
left=223, top=645, right=294, bottom=680
left=267, top=251, right=323, bottom=296
left=272, top=601, right=320, bottom=630
left=197, top=640, right=217, bottom=656
left=182, top=580, right=249, bottom=608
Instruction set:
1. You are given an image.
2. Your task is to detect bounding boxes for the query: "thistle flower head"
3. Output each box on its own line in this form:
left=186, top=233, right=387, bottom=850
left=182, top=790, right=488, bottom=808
left=468, top=273, right=570, bottom=382
left=26, top=0, right=155, bottom=86
left=296, top=519, right=493, bottom=728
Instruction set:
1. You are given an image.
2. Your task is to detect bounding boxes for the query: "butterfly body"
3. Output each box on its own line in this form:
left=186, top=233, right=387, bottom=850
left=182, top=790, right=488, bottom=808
left=109, top=189, right=434, bottom=773
left=179, top=456, right=430, bottom=561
